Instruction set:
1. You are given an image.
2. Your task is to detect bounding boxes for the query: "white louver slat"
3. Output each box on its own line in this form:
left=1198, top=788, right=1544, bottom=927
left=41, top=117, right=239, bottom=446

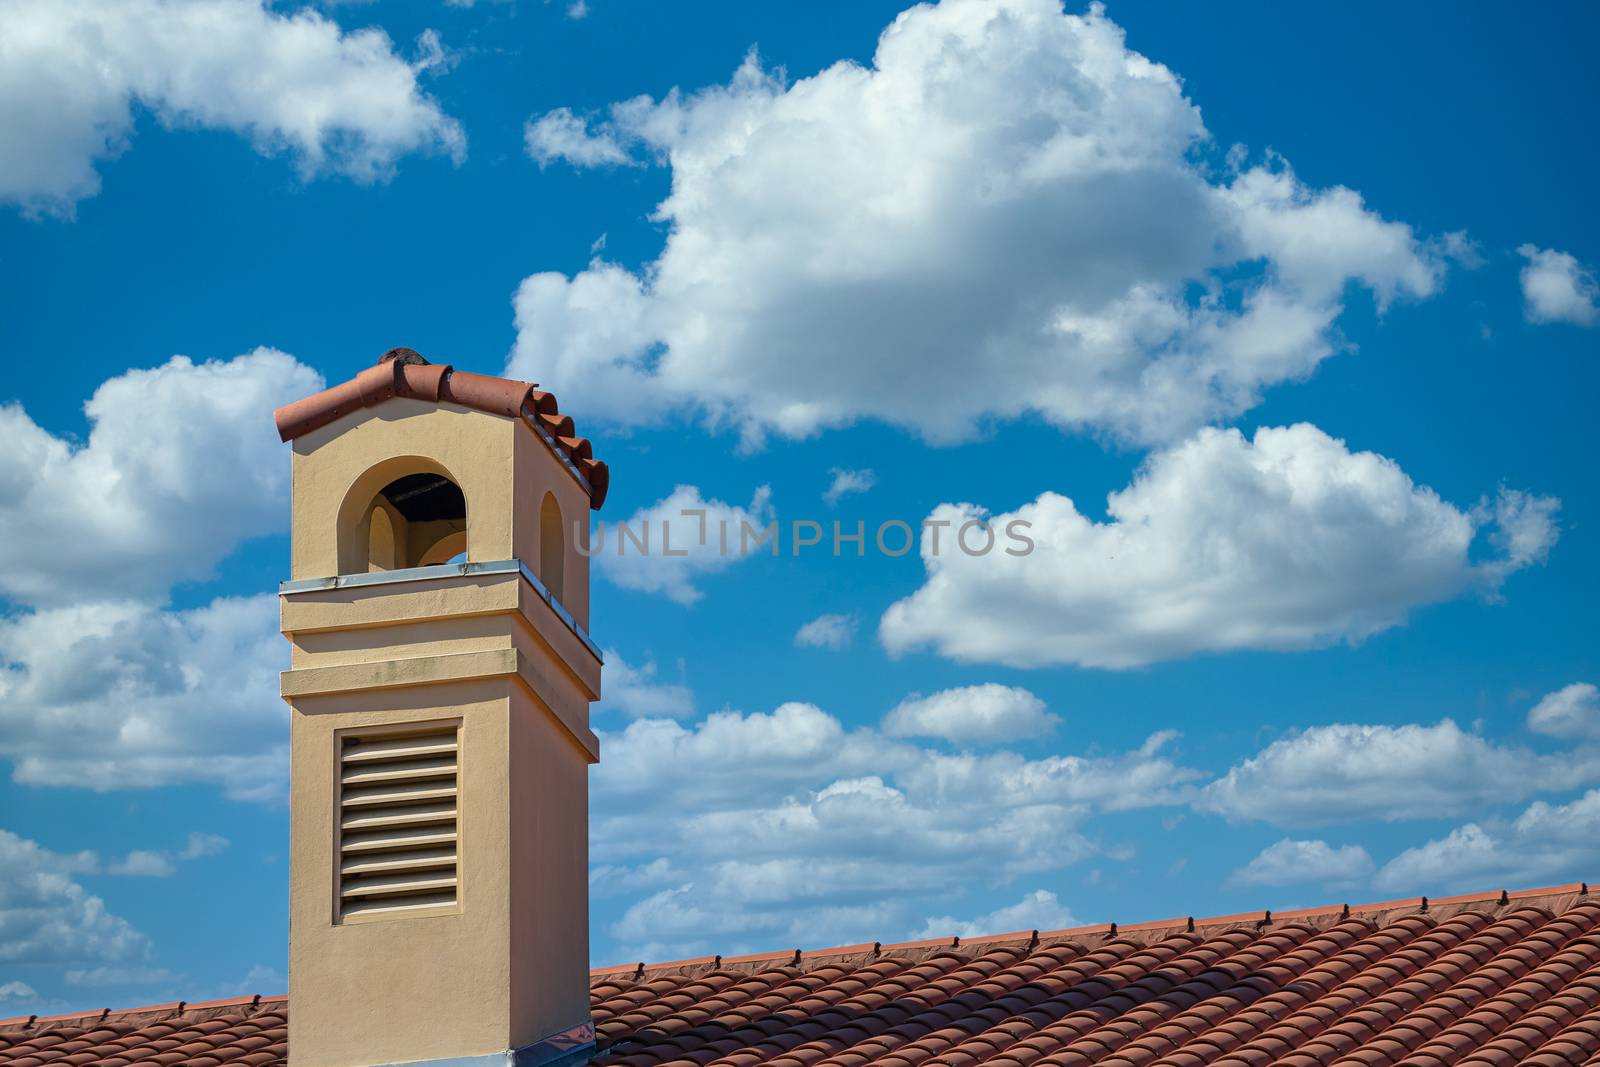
left=337, top=723, right=459, bottom=921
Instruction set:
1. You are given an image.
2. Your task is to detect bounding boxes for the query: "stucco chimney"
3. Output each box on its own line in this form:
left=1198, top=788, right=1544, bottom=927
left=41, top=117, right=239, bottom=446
left=275, top=350, right=605, bottom=1067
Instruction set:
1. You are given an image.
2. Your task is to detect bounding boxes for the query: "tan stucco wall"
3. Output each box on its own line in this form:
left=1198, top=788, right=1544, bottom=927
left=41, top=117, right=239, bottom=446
left=509, top=681, right=592, bottom=1043
left=280, top=572, right=601, bottom=707
left=290, top=399, right=516, bottom=579
left=288, top=396, right=596, bottom=588
left=282, top=394, right=601, bottom=1067
left=287, top=680, right=513, bottom=1067
left=284, top=591, right=600, bottom=1065
left=512, top=415, right=593, bottom=631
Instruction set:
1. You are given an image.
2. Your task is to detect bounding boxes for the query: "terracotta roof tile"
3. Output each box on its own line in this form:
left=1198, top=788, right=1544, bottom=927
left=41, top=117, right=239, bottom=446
left=0, top=1000, right=288, bottom=1067
left=272, top=348, right=609, bottom=508
left=6, top=886, right=1600, bottom=1065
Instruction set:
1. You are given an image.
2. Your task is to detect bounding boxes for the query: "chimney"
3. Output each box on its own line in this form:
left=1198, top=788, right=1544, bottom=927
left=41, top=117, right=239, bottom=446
left=275, top=350, right=606, bottom=1067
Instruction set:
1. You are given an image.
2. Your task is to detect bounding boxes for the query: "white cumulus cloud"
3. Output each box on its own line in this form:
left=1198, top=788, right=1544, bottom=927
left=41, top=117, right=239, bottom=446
left=0, top=348, right=322, bottom=608
left=1376, top=789, right=1600, bottom=894
left=105, top=851, right=177, bottom=878
left=596, top=483, right=774, bottom=604
left=179, top=832, right=231, bottom=860
left=591, top=703, right=1197, bottom=960
left=880, top=423, right=1557, bottom=669
left=823, top=468, right=877, bottom=507
left=0, top=596, right=288, bottom=801
left=0, top=0, right=465, bottom=216
left=0, top=350, right=316, bottom=800
left=0, top=830, right=148, bottom=965
left=525, top=106, right=632, bottom=168
left=1227, top=838, right=1375, bottom=887
left=64, top=965, right=180, bottom=988
left=96, top=832, right=232, bottom=878
left=1528, top=683, right=1600, bottom=741
left=883, top=683, right=1058, bottom=745
left=794, top=613, right=856, bottom=650
left=596, top=649, right=694, bottom=719
left=0, top=980, right=37, bottom=1002
left=1199, top=719, right=1600, bottom=828
left=1517, top=244, right=1599, bottom=326
left=510, top=0, right=1451, bottom=448
left=914, top=889, right=1078, bottom=940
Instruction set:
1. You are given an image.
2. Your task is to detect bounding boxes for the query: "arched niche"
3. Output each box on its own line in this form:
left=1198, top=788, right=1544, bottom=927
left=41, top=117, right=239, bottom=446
left=539, top=491, right=565, bottom=602
left=337, top=456, right=469, bottom=575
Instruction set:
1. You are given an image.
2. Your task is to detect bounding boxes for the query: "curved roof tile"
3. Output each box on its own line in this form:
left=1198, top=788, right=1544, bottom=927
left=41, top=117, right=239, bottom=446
left=4, top=885, right=1600, bottom=1066
left=273, top=348, right=609, bottom=509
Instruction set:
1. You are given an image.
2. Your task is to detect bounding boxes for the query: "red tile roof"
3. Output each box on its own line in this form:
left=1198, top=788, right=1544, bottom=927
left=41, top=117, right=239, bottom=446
left=0, top=996, right=285, bottom=1067
left=5, top=884, right=1599, bottom=1066
left=273, top=348, right=609, bottom=509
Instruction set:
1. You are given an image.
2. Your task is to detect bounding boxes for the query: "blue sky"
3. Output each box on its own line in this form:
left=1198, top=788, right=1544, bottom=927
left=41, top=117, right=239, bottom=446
left=1, top=0, right=1597, bottom=1019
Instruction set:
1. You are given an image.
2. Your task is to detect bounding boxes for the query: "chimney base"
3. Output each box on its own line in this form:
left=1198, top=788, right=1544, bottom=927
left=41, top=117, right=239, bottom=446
left=357, top=1023, right=595, bottom=1067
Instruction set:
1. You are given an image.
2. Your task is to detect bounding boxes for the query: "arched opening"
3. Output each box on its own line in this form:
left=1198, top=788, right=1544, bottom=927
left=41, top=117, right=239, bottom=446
left=354, top=471, right=468, bottom=573
left=539, top=492, right=564, bottom=602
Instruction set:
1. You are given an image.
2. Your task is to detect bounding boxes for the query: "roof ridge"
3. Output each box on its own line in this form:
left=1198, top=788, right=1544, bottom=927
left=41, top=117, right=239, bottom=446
left=6, top=881, right=1592, bottom=1027
left=0, top=993, right=286, bottom=1033
left=587, top=879, right=1595, bottom=983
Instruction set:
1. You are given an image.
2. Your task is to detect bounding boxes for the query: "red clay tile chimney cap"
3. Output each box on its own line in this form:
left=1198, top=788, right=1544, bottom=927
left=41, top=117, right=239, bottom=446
left=272, top=346, right=608, bottom=509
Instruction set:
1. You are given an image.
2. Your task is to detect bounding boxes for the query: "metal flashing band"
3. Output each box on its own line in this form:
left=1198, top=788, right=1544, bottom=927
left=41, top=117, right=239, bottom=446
left=279, top=560, right=603, bottom=663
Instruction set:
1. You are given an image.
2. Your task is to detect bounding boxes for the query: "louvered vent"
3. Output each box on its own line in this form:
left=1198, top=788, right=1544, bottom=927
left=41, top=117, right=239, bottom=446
left=337, top=723, right=459, bottom=922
